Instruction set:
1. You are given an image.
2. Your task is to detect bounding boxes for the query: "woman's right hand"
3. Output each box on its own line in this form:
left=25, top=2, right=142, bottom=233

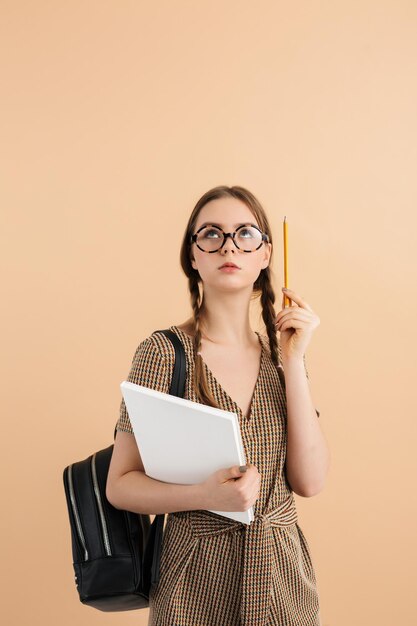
left=199, top=464, right=261, bottom=512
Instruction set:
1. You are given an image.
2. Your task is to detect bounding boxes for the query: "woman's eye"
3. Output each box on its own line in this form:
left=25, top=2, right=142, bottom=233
left=239, top=228, right=254, bottom=238
left=205, top=229, right=221, bottom=238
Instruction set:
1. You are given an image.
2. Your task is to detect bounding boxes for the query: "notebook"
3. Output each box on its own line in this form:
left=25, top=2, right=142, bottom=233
left=120, top=380, right=254, bottom=524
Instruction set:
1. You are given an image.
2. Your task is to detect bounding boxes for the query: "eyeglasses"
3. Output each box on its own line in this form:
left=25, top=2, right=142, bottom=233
left=190, top=223, right=269, bottom=253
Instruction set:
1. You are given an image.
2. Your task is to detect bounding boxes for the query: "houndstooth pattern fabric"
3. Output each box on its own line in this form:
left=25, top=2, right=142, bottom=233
left=116, top=325, right=322, bottom=625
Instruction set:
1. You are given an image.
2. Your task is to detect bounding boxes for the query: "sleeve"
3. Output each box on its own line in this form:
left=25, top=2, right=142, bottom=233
left=277, top=340, right=320, bottom=418
left=116, top=335, right=169, bottom=434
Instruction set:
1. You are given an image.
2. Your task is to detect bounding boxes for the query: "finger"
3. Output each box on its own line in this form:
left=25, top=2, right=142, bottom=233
left=276, top=307, right=310, bottom=325
left=277, top=318, right=310, bottom=332
left=275, top=318, right=310, bottom=333
left=282, top=288, right=313, bottom=312
left=276, top=304, right=298, bottom=320
left=275, top=317, right=310, bottom=330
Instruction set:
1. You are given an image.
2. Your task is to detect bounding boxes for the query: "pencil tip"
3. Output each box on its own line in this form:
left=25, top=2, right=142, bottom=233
left=284, top=215, right=286, bottom=221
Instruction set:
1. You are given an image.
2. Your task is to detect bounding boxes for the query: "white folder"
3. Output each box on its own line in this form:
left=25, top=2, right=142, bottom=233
left=120, top=380, right=254, bottom=524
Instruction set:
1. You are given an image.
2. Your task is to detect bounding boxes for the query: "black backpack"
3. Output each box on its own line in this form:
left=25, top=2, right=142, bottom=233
left=62, top=329, right=187, bottom=611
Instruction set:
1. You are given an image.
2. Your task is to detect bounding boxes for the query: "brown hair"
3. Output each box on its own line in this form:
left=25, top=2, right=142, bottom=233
left=179, top=185, right=280, bottom=408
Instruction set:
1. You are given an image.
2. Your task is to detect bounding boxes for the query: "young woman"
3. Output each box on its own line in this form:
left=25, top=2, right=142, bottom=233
left=107, top=185, right=330, bottom=625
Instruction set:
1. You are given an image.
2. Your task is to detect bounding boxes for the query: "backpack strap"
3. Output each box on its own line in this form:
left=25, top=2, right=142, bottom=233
left=114, top=328, right=187, bottom=587
left=113, top=329, right=187, bottom=440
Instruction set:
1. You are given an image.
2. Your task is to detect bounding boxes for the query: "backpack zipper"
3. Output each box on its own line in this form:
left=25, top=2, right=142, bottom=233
left=67, top=464, right=89, bottom=561
left=91, top=453, right=112, bottom=556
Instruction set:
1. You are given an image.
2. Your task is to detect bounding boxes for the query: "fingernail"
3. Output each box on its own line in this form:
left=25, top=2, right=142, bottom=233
left=239, top=465, right=247, bottom=472
left=282, top=287, right=288, bottom=291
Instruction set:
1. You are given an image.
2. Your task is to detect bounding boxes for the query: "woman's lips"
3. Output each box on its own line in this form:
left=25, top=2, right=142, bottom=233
left=219, top=266, right=240, bottom=272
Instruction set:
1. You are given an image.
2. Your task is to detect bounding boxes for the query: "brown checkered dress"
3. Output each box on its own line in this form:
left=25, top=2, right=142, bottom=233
left=116, top=325, right=322, bottom=625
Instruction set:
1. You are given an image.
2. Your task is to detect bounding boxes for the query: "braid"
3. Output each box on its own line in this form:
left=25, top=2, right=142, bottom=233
left=189, top=273, right=222, bottom=409
left=256, top=268, right=280, bottom=368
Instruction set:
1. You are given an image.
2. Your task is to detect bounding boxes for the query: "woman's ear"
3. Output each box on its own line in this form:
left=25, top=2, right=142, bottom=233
left=261, top=242, right=272, bottom=269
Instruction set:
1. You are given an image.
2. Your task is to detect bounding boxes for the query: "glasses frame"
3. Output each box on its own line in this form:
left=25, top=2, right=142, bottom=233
left=189, top=223, right=269, bottom=253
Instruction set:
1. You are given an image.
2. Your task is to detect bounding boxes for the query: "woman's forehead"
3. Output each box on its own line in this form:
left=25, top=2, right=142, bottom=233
left=196, top=199, right=256, bottom=229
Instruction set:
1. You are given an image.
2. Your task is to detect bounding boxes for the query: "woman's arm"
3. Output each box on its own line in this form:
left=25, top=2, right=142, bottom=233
left=282, top=357, right=331, bottom=497
left=106, top=431, right=207, bottom=514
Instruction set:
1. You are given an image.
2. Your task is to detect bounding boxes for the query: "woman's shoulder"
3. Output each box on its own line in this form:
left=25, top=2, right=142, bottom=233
left=140, top=323, right=193, bottom=362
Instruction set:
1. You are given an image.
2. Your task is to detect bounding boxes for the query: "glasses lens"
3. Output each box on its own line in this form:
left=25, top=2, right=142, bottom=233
left=195, top=225, right=263, bottom=252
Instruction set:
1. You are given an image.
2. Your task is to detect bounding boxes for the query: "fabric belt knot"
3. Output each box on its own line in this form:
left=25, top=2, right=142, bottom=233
left=171, top=493, right=298, bottom=625
left=241, top=495, right=298, bottom=625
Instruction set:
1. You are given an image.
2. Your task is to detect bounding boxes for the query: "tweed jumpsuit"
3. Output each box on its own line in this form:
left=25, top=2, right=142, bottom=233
left=116, top=325, right=322, bottom=626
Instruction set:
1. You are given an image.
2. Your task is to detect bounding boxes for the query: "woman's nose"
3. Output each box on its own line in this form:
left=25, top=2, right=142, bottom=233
left=221, top=233, right=236, bottom=252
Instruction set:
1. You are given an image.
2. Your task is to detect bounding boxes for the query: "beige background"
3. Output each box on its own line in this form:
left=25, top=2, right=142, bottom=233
left=1, top=1, right=416, bottom=625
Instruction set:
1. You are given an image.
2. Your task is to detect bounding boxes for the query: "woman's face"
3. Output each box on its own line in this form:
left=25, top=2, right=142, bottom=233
left=190, top=197, right=272, bottom=292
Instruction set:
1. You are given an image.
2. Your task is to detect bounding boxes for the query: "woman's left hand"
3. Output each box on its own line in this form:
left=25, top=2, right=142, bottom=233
left=275, top=288, right=320, bottom=361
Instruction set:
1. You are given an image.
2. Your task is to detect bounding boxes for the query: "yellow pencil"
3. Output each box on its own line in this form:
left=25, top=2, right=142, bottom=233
left=283, top=216, right=290, bottom=307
